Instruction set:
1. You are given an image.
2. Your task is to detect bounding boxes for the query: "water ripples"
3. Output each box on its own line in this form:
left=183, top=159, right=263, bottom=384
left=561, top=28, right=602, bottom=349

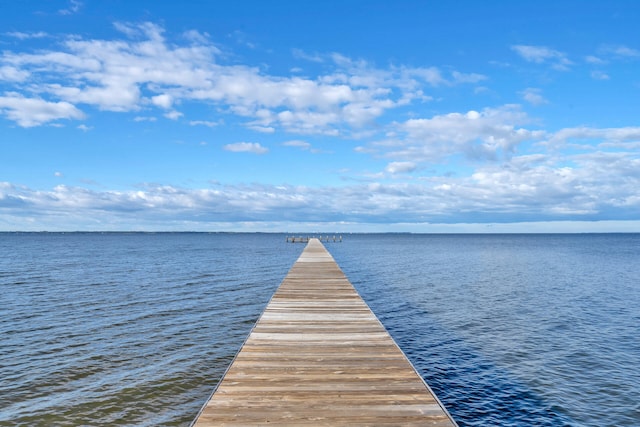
left=0, top=233, right=300, bottom=426
left=2, top=233, right=639, bottom=426
left=330, top=234, right=640, bottom=427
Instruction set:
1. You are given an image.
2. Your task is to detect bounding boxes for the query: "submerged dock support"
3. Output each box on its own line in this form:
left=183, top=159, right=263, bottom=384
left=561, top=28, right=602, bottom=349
left=192, top=238, right=456, bottom=426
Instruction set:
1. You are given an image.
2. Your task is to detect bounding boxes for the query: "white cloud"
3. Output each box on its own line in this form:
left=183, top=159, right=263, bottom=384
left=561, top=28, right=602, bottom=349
left=283, top=140, right=311, bottom=150
left=58, top=0, right=83, bottom=15
left=292, top=48, right=324, bottom=63
left=591, top=70, right=610, bottom=80
left=151, top=94, right=173, bottom=109
left=3, top=111, right=640, bottom=228
left=378, top=105, right=544, bottom=163
left=1, top=22, right=488, bottom=134
left=2, top=155, right=639, bottom=229
left=134, top=116, right=157, bottom=122
left=0, top=92, right=85, bottom=127
left=45, top=83, right=141, bottom=112
left=520, top=88, right=548, bottom=105
left=548, top=126, right=640, bottom=147
left=512, top=45, right=559, bottom=62
left=599, top=45, right=640, bottom=58
left=0, top=66, right=29, bottom=82
left=249, top=125, right=276, bottom=133
left=5, top=31, right=48, bottom=40
left=164, top=110, right=183, bottom=120
left=183, top=30, right=211, bottom=45
left=189, top=120, right=219, bottom=127
left=1, top=22, right=639, bottom=231
left=585, top=55, right=606, bottom=65
left=451, top=71, right=488, bottom=84
left=511, top=44, right=572, bottom=70
left=385, top=161, right=417, bottom=174
left=223, top=142, right=269, bottom=154
left=2, top=22, right=215, bottom=115
left=403, top=66, right=447, bottom=87
left=396, top=66, right=487, bottom=89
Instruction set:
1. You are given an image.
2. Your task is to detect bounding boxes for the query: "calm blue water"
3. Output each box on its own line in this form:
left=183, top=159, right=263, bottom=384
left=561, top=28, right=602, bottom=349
left=1, top=233, right=639, bottom=426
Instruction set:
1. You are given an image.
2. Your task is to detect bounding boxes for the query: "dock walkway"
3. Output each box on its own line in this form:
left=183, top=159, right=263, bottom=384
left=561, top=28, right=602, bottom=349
left=193, top=238, right=456, bottom=426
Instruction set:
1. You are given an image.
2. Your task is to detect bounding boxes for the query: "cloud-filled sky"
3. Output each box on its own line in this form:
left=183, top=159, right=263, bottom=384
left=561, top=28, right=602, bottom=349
left=1, top=0, right=639, bottom=232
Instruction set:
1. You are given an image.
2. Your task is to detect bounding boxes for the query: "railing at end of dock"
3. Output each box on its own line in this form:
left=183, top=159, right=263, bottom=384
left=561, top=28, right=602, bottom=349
left=286, top=235, right=342, bottom=243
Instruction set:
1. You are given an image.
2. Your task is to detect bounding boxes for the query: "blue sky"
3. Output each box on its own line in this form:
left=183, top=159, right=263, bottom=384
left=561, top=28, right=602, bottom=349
left=1, top=0, right=639, bottom=232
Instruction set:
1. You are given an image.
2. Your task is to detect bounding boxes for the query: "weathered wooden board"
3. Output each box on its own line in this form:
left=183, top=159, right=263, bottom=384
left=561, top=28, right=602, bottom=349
left=192, top=238, right=456, bottom=426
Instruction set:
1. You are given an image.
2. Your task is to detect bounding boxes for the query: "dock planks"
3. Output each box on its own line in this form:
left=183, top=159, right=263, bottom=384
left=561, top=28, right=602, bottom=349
left=192, top=238, right=456, bottom=426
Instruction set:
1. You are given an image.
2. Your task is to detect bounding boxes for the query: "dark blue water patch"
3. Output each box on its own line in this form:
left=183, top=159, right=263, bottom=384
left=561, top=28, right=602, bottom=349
left=366, top=293, right=575, bottom=426
left=329, top=233, right=640, bottom=427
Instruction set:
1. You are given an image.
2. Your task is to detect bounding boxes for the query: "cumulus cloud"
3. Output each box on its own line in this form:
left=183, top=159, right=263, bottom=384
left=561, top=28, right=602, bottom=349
left=189, top=120, right=219, bottom=127
left=2, top=22, right=217, bottom=116
left=151, top=94, right=173, bottom=109
left=183, top=29, right=211, bottom=45
left=0, top=22, right=489, bottom=135
left=1, top=20, right=639, bottom=231
left=4, top=108, right=640, bottom=228
left=451, top=71, right=488, bottom=84
left=292, top=48, right=324, bottom=63
left=376, top=105, right=544, bottom=163
left=520, top=88, right=548, bottom=105
left=223, top=142, right=269, bottom=154
left=548, top=126, right=640, bottom=148
left=511, top=44, right=572, bottom=70
left=58, top=0, right=83, bottom=15
left=0, top=92, right=85, bottom=127
left=393, top=66, right=487, bottom=90
left=5, top=31, right=48, bottom=39
left=283, top=140, right=311, bottom=150
left=164, top=110, right=183, bottom=120
left=0, top=66, right=29, bottom=82
left=385, top=161, right=417, bottom=174
left=401, top=66, right=448, bottom=87
left=134, top=116, right=157, bottom=122
left=2, top=153, right=639, bottom=229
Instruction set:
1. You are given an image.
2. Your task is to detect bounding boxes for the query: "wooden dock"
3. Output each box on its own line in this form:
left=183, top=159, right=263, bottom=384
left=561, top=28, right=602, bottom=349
left=192, top=238, right=456, bottom=426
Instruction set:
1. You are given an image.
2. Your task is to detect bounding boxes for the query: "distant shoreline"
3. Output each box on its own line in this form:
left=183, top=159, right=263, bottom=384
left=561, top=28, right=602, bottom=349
left=2, top=231, right=638, bottom=235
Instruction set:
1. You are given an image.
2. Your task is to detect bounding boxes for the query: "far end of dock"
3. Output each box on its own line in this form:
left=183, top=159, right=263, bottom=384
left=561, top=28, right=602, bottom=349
left=286, top=234, right=342, bottom=243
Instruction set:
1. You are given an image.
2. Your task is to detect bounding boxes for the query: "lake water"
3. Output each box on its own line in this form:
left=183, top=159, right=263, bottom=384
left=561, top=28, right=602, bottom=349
left=1, top=233, right=638, bottom=426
